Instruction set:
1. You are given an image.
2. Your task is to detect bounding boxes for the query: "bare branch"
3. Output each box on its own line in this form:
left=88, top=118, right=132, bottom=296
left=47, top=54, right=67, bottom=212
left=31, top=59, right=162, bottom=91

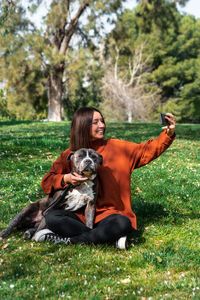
left=101, top=43, right=160, bottom=122
left=114, top=46, right=119, bottom=80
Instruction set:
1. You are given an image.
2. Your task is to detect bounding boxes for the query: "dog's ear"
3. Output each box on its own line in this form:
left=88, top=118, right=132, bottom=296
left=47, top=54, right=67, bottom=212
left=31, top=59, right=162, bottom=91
left=67, top=152, right=74, bottom=162
left=98, top=154, right=103, bottom=165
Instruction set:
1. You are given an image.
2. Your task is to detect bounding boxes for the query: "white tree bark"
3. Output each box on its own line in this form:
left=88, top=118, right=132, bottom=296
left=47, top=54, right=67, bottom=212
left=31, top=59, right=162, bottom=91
left=101, top=43, right=159, bottom=122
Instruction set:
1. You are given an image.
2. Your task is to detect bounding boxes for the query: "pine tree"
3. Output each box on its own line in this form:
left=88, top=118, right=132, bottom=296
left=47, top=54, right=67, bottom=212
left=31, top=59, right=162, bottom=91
left=104, top=0, right=200, bottom=122
left=0, top=0, right=47, bottom=119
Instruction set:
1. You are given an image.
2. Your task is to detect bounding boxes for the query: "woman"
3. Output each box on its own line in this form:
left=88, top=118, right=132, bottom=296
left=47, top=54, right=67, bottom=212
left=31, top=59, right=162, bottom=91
left=33, top=107, right=176, bottom=249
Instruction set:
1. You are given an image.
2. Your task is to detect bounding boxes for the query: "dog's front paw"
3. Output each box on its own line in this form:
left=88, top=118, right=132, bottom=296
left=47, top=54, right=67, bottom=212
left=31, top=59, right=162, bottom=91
left=23, top=230, right=32, bottom=240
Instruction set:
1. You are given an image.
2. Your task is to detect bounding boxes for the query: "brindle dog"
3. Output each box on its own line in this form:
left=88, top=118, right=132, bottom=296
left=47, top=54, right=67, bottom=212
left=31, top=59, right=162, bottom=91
left=0, top=148, right=102, bottom=240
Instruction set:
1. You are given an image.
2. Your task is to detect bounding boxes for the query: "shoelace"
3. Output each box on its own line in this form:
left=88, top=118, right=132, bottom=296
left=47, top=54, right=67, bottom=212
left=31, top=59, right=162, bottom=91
left=45, top=233, right=70, bottom=244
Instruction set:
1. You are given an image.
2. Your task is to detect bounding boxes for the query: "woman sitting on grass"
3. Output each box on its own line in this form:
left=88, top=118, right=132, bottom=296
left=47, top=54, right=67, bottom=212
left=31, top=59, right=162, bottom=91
left=33, top=107, right=176, bottom=249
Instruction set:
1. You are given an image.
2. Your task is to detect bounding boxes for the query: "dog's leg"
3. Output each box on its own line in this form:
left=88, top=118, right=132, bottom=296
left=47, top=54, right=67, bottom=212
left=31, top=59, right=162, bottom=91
left=0, top=206, right=32, bottom=239
left=23, top=217, right=47, bottom=239
left=0, top=195, right=50, bottom=240
left=23, top=227, right=38, bottom=240
left=84, top=177, right=97, bottom=229
left=85, top=201, right=95, bottom=229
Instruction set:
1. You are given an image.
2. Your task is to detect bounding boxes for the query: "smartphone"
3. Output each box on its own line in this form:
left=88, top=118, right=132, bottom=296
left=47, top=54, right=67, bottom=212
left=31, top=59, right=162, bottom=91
left=160, top=113, right=170, bottom=126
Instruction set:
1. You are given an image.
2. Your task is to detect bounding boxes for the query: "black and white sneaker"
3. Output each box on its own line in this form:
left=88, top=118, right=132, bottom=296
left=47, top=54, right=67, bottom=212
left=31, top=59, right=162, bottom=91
left=32, top=229, right=71, bottom=245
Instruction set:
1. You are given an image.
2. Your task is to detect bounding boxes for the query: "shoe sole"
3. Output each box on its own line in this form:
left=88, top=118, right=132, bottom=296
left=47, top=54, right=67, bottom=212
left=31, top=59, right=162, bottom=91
left=32, top=229, right=53, bottom=242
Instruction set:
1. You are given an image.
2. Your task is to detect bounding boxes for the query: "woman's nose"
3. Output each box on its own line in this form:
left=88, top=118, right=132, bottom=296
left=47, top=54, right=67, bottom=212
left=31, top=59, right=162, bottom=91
left=98, top=120, right=105, bottom=127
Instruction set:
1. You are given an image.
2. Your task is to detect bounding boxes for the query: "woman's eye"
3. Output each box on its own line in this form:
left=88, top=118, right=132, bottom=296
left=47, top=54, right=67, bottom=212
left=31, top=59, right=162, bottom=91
left=92, top=119, right=104, bottom=125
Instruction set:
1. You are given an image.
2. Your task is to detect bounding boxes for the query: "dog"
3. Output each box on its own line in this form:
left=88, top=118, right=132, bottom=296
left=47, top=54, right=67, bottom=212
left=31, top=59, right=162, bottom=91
left=61, top=148, right=103, bottom=228
left=0, top=148, right=103, bottom=240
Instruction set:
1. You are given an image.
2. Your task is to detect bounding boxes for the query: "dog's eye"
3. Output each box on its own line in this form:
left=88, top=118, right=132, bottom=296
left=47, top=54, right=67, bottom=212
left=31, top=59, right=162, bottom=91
left=90, top=154, right=97, bottom=161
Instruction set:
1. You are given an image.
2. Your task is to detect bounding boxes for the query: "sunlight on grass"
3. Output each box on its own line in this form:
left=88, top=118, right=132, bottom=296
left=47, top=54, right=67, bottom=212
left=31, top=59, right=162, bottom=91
left=0, top=121, right=200, bottom=299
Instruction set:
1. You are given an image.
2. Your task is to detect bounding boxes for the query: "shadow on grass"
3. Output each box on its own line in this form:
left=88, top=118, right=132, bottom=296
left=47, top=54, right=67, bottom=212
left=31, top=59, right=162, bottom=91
left=129, top=201, right=168, bottom=245
left=130, top=199, right=200, bottom=245
left=0, top=120, right=37, bottom=126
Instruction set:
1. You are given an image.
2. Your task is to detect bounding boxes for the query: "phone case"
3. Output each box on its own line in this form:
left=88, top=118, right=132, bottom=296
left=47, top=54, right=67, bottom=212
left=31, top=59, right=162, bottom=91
left=160, top=113, right=170, bottom=126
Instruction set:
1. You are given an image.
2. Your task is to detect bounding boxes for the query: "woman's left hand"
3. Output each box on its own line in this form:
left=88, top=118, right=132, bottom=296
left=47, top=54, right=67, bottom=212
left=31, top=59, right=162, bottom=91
left=163, top=113, right=176, bottom=137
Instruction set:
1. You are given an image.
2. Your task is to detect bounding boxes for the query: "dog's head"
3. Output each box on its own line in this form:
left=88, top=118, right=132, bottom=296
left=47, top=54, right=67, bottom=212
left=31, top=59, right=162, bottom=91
left=67, top=148, right=103, bottom=178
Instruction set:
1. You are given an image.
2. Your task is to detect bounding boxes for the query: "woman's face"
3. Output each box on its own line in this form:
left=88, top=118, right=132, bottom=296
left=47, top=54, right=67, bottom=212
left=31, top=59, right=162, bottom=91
left=90, top=111, right=105, bottom=141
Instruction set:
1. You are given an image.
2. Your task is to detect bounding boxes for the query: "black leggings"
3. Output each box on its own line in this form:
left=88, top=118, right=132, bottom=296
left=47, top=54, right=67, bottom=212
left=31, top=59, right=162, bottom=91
left=45, top=210, right=133, bottom=245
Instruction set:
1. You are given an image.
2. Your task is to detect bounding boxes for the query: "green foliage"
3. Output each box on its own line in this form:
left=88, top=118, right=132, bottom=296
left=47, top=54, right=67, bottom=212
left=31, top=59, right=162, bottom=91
left=107, top=1, right=200, bottom=123
left=0, top=90, right=9, bottom=119
left=63, top=49, right=104, bottom=119
left=151, top=15, right=200, bottom=122
left=0, top=0, right=47, bottom=120
left=134, top=0, right=179, bottom=34
left=0, top=0, right=127, bottom=120
left=0, top=121, right=199, bottom=298
left=0, top=0, right=198, bottom=122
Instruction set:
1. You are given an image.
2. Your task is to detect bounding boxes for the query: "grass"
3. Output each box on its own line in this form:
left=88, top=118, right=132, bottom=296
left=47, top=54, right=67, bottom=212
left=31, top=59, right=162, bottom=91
left=0, top=120, right=200, bottom=299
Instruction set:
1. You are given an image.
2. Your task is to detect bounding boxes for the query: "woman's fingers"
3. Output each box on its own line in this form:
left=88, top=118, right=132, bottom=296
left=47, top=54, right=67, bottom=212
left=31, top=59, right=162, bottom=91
left=165, top=113, right=176, bottom=126
left=71, top=172, right=88, bottom=185
left=163, top=113, right=176, bottom=137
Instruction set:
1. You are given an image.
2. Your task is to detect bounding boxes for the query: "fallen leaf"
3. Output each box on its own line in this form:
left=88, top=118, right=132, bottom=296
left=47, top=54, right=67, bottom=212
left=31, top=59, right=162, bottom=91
left=120, top=278, right=131, bottom=284
left=156, top=256, right=163, bottom=263
left=136, top=187, right=142, bottom=193
left=2, top=243, right=9, bottom=250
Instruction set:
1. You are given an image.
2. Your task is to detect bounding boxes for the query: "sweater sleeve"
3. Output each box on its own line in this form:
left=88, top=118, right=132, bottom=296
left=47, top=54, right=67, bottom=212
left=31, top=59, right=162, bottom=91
left=41, top=149, right=72, bottom=194
left=130, top=130, right=176, bottom=172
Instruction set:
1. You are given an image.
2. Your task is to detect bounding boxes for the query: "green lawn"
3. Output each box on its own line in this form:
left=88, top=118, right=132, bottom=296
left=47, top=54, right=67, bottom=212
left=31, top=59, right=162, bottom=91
left=0, top=121, right=200, bottom=299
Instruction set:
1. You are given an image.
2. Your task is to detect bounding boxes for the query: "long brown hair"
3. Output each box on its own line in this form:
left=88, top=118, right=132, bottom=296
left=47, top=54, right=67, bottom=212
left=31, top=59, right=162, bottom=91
left=69, top=107, right=105, bottom=151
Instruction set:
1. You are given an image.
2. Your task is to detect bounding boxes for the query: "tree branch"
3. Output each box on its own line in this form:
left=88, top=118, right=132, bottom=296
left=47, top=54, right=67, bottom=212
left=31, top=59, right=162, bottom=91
left=59, top=2, right=89, bottom=55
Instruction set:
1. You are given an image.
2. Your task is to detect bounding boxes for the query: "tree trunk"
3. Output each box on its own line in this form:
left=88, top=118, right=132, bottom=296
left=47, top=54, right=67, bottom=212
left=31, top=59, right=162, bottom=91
left=47, top=65, right=64, bottom=121
left=46, top=2, right=89, bottom=121
left=127, top=109, right=132, bottom=123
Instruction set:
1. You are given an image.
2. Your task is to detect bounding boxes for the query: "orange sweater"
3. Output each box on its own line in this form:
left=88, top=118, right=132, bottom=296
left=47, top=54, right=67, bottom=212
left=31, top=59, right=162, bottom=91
left=41, top=131, right=175, bottom=229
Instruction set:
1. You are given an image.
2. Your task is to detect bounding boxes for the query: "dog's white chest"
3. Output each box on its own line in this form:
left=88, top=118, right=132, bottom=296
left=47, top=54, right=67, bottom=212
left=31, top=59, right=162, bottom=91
left=64, top=181, right=94, bottom=211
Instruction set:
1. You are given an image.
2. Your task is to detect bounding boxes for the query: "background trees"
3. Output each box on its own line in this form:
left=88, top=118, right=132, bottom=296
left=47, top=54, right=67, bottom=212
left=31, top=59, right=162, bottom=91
left=102, top=0, right=200, bottom=122
left=0, top=0, right=47, bottom=119
left=0, top=0, right=126, bottom=121
left=0, top=0, right=199, bottom=122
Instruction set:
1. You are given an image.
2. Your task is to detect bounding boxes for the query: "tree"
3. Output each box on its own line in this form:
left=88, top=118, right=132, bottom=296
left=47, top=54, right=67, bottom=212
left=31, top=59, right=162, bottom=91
left=44, top=1, right=90, bottom=121
left=105, top=0, right=200, bottom=122
left=0, top=0, right=47, bottom=120
left=43, top=0, right=129, bottom=121
left=101, top=43, right=159, bottom=122
left=156, top=15, right=200, bottom=122
left=63, top=48, right=104, bottom=119
left=0, top=0, right=127, bottom=121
